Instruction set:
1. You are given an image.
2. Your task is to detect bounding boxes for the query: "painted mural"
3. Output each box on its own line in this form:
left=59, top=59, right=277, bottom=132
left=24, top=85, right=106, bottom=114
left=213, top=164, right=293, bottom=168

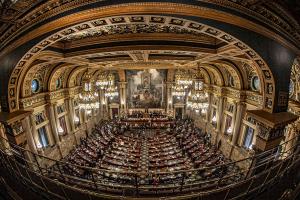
left=126, top=69, right=166, bottom=108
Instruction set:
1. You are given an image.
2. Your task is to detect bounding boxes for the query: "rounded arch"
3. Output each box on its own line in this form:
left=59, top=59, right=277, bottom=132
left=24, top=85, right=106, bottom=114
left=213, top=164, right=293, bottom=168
left=202, top=64, right=225, bottom=86
left=214, top=60, right=245, bottom=90
left=5, top=13, right=275, bottom=112
left=67, top=66, right=87, bottom=88
left=21, top=63, right=51, bottom=98
left=47, top=63, right=75, bottom=91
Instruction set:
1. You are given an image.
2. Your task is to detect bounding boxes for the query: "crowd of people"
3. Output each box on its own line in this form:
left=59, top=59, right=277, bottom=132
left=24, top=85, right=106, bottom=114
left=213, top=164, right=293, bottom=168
left=50, top=118, right=242, bottom=195
left=127, top=110, right=167, bottom=119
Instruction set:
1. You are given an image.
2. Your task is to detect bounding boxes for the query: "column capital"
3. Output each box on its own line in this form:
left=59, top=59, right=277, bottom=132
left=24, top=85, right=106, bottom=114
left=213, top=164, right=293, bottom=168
left=118, top=81, right=127, bottom=87
left=247, top=109, right=298, bottom=151
left=47, top=102, right=57, bottom=107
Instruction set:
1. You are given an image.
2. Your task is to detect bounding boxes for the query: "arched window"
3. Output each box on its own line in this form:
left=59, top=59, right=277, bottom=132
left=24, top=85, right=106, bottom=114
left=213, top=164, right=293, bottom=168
left=251, top=76, right=260, bottom=91
left=31, top=79, right=40, bottom=93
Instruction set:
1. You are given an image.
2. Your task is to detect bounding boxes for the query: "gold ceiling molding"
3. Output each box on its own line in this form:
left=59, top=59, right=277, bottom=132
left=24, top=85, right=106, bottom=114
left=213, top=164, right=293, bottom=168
left=64, top=45, right=217, bottom=58
left=8, top=14, right=276, bottom=113
left=1, top=2, right=298, bottom=58
left=61, top=32, right=219, bottom=49
left=1, top=1, right=299, bottom=54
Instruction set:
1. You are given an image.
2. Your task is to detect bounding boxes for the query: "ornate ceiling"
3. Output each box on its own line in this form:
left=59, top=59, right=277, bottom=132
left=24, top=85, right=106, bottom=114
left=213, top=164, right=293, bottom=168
left=0, top=1, right=299, bottom=113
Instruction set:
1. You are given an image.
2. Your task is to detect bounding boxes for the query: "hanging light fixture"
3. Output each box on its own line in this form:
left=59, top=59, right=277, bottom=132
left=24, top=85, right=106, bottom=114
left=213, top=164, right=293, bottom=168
left=96, top=72, right=110, bottom=90
left=212, top=115, right=217, bottom=122
left=227, top=126, right=233, bottom=134
left=172, top=84, right=186, bottom=97
left=57, top=124, right=64, bottom=135
left=174, top=69, right=193, bottom=88
left=79, top=69, right=99, bottom=111
left=74, top=115, right=80, bottom=123
left=187, top=64, right=209, bottom=112
left=104, top=85, right=118, bottom=98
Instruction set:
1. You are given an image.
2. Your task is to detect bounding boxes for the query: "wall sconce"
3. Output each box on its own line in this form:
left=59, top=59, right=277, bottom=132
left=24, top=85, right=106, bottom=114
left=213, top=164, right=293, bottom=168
left=58, top=124, right=64, bottom=135
left=36, top=143, right=42, bottom=149
left=212, top=115, right=217, bottom=122
left=227, top=126, right=233, bottom=134
left=74, top=115, right=80, bottom=123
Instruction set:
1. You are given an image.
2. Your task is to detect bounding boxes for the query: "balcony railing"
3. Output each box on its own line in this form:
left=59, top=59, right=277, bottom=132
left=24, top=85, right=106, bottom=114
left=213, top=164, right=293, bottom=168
left=0, top=134, right=299, bottom=199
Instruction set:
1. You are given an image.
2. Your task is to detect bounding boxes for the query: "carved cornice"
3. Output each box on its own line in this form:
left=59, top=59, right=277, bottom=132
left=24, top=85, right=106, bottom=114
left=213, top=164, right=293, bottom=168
left=0, top=0, right=300, bottom=56
left=19, top=86, right=81, bottom=108
left=0, top=1, right=299, bottom=55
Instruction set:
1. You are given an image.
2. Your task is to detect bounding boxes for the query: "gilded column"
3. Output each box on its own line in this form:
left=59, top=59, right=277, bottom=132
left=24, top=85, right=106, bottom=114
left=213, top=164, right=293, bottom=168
left=22, top=116, right=38, bottom=154
left=98, top=89, right=103, bottom=118
left=231, top=102, right=245, bottom=145
left=166, top=82, right=173, bottom=114
left=119, top=82, right=127, bottom=114
left=67, top=98, right=75, bottom=133
left=216, top=96, right=224, bottom=132
left=48, top=103, right=60, bottom=144
left=206, top=93, right=213, bottom=122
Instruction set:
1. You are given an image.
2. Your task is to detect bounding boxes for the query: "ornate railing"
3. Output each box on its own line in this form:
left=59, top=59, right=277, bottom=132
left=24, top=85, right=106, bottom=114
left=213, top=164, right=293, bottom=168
left=0, top=135, right=299, bottom=199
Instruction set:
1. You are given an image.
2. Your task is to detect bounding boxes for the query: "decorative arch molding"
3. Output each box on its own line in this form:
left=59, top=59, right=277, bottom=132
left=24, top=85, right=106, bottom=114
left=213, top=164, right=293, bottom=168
left=214, top=60, right=245, bottom=90
left=47, top=63, right=75, bottom=92
left=67, top=66, right=87, bottom=88
left=5, top=14, right=277, bottom=112
left=202, top=64, right=224, bottom=87
left=198, top=68, right=211, bottom=85
left=21, top=63, right=51, bottom=98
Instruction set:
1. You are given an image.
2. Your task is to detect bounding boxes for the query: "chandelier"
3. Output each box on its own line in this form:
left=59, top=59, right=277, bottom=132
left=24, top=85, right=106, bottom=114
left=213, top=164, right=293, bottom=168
left=174, top=69, right=193, bottom=88
left=188, top=66, right=208, bottom=112
left=104, top=85, right=118, bottom=98
left=172, top=84, right=186, bottom=97
left=96, top=72, right=114, bottom=90
left=79, top=70, right=99, bottom=111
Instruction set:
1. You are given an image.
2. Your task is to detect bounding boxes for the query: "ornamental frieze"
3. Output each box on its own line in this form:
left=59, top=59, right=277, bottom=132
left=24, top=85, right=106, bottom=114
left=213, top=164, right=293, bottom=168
left=0, top=1, right=299, bottom=52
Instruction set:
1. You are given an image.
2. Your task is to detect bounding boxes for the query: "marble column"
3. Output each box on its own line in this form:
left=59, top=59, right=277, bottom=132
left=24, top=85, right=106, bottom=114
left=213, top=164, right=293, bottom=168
left=216, top=96, right=225, bottom=132
left=231, top=102, right=245, bottom=146
left=99, top=89, right=103, bottom=118
left=119, top=82, right=127, bottom=113
left=21, top=116, right=38, bottom=154
left=48, top=103, right=60, bottom=144
left=67, top=98, right=75, bottom=133
left=166, top=82, right=173, bottom=114
left=206, top=93, right=212, bottom=122
left=81, top=109, right=87, bottom=123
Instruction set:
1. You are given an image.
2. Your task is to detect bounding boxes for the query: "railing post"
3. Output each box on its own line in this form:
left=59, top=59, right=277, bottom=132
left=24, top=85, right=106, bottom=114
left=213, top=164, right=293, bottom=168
left=90, top=168, right=98, bottom=190
left=135, top=173, right=139, bottom=197
left=56, top=161, right=65, bottom=181
left=180, top=172, right=185, bottom=192
left=245, top=156, right=255, bottom=179
left=33, top=153, right=43, bottom=175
